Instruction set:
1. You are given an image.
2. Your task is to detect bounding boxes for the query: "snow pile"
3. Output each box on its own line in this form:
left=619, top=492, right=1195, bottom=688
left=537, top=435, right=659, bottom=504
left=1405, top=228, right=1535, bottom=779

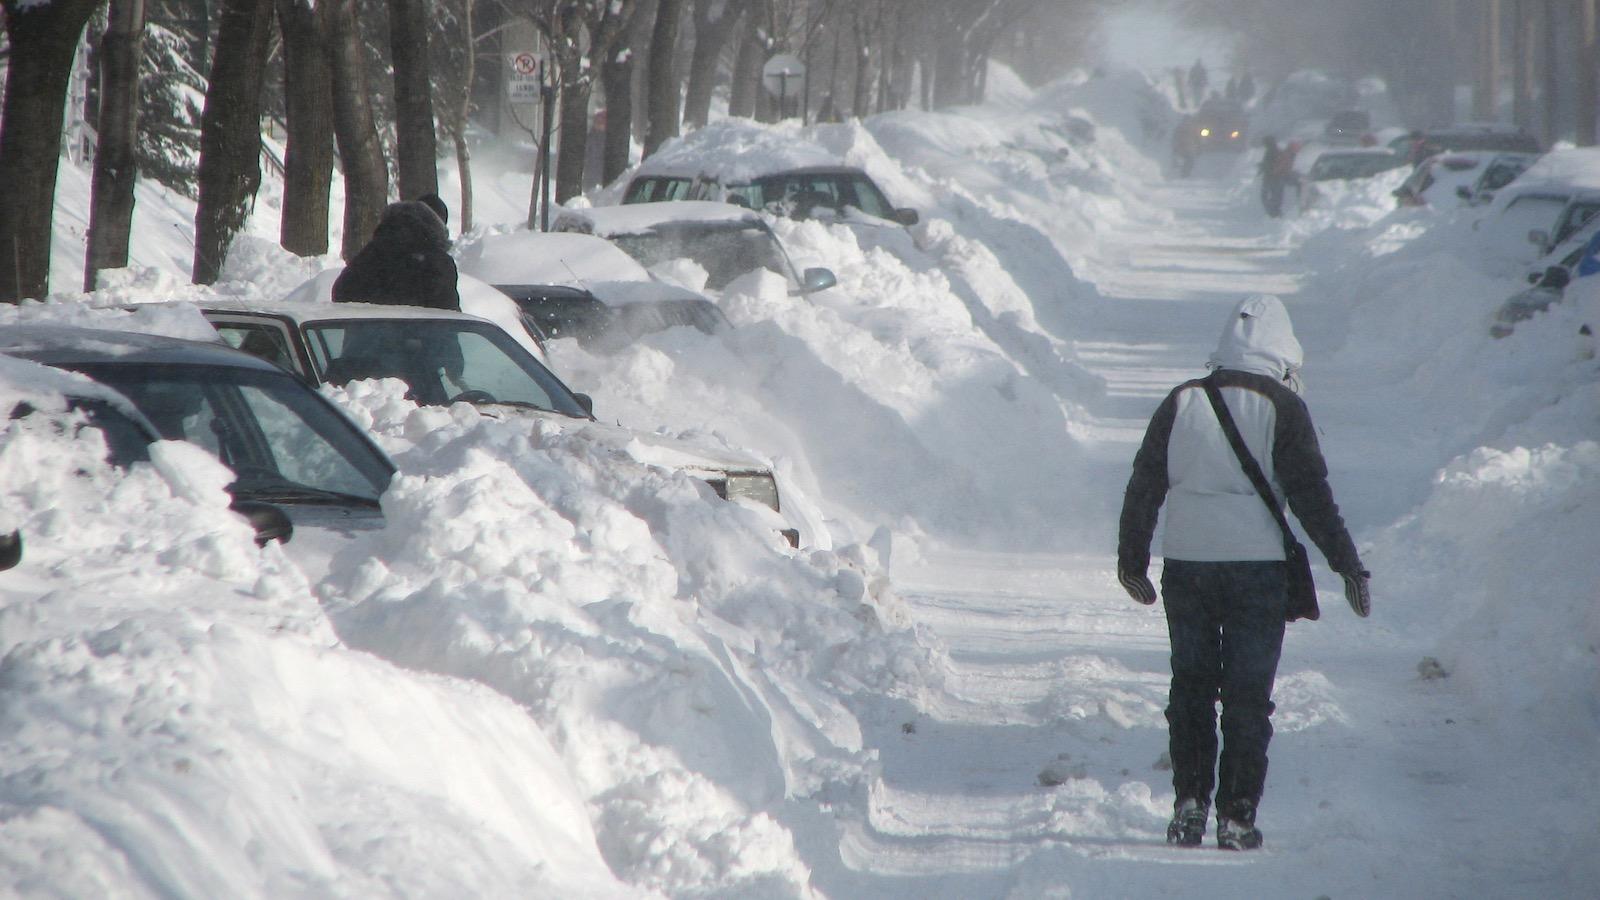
left=0, top=375, right=632, bottom=898
left=313, top=378, right=941, bottom=896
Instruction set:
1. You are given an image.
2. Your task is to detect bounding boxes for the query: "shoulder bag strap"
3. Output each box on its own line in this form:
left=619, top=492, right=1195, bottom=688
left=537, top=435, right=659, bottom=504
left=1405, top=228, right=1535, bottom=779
left=1202, top=376, right=1297, bottom=547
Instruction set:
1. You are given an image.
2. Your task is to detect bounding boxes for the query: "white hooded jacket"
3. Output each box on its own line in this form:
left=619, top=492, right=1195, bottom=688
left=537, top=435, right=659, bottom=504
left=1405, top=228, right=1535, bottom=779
left=1118, top=296, right=1361, bottom=574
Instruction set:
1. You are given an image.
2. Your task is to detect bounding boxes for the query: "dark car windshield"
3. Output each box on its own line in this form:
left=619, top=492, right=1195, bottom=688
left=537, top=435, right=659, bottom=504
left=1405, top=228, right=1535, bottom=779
left=73, top=363, right=393, bottom=504
left=302, top=318, right=591, bottom=418
left=745, top=171, right=896, bottom=220
left=607, top=221, right=795, bottom=290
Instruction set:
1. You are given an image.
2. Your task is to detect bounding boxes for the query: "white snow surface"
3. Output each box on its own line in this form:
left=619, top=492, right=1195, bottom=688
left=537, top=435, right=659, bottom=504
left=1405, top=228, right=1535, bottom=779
left=3, top=64, right=1596, bottom=897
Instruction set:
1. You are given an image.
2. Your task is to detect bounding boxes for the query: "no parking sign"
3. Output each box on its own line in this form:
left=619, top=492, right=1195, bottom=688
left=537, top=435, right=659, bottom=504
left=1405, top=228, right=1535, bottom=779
left=508, top=52, right=540, bottom=102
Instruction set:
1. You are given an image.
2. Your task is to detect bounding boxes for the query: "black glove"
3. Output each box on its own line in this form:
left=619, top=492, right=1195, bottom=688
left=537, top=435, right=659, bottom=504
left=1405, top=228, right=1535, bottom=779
left=1118, top=565, right=1157, bottom=606
left=1342, top=570, right=1371, bottom=618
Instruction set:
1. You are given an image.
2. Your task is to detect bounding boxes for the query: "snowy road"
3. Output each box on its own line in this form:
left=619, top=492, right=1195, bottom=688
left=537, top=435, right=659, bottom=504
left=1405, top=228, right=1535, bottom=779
left=828, top=179, right=1591, bottom=899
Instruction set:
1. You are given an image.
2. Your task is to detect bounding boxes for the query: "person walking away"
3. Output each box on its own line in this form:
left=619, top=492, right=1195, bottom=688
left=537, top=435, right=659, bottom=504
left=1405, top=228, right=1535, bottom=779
left=1258, top=137, right=1285, bottom=217
left=1116, top=294, right=1371, bottom=850
left=1188, top=59, right=1209, bottom=109
left=332, top=193, right=460, bottom=310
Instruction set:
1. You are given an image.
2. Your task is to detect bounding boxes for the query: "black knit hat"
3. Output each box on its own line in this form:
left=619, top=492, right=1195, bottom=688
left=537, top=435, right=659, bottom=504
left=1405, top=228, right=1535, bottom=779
left=416, top=192, right=448, bottom=226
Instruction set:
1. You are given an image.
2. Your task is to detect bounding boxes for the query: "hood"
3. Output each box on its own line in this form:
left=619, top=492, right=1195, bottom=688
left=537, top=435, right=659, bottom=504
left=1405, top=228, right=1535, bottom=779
left=1207, top=294, right=1303, bottom=384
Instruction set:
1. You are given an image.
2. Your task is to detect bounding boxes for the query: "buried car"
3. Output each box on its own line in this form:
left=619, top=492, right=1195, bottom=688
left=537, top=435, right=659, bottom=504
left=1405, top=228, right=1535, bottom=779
left=623, top=164, right=919, bottom=227
left=0, top=325, right=395, bottom=547
left=199, top=300, right=802, bottom=545
left=552, top=201, right=837, bottom=295
left=457, top=229, right=728, bottom=348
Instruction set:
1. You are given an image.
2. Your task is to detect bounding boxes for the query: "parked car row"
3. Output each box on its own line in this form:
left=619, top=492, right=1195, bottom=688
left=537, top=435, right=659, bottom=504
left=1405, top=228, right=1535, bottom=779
left=3, top=150, right=928, bottom=567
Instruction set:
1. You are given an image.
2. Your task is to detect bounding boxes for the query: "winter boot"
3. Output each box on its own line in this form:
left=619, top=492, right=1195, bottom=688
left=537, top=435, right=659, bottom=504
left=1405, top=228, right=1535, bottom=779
left=1215, top=803, right=1263, bottom=851
left=1166, top=798, right=1208, bottom=847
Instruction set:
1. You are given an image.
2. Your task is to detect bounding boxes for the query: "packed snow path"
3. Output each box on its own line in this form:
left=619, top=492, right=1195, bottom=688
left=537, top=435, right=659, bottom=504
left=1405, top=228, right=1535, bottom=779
left=821, top=178, right=1591, bottom=899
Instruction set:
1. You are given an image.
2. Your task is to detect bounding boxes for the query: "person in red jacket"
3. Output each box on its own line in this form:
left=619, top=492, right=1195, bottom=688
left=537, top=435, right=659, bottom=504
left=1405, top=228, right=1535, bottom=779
left=1117, top=294, right=1370, bottom=850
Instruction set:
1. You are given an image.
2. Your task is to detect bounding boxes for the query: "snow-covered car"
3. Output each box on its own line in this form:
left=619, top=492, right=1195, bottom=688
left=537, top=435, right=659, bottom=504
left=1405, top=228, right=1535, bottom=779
left=1491, top=265, right=1570, bottom=338
left=457, top=229, right=727, bottom=347
left=0, top=325, right=396, bottom=543
left=1410, top=123, right=1542, bottom=156
left=1392, top=151, right=1536, bottom=208
left=1303, top=148, right=1407, bottom=182
left=1527, top=190, right=1600, bottom=258
left=552, top=201, right=838, bottom=295
left=1322, top=109, right=1372, bottom=145
left=624, top=164, right=919, bottom=227
left=198, top=300, right=801, bottom=544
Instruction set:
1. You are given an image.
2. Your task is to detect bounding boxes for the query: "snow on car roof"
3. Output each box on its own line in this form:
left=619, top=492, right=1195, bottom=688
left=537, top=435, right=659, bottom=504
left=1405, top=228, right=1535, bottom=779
left=457, top=230, right=652, bottom=286
left=630, top=118, right=840, bottom=182
left=555, top=201, right=767, bottom=236
left=199, top=297, right=500, bottom=324
left=1496, top=146, right=1600, bottom=194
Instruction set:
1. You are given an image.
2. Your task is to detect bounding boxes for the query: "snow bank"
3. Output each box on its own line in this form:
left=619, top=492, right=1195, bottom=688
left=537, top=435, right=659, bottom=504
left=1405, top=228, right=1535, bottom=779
left=0, top=390, right=632, bottom=899
left=313, top=378, right=942, bottom=896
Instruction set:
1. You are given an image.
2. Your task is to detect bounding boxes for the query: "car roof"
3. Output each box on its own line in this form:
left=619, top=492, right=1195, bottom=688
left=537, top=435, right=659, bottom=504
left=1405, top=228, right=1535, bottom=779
left=197, top=299, right=504, bottom=326
left=555, top=201, right=768, bottom=235
left=0, top=323, right=286, bottom=371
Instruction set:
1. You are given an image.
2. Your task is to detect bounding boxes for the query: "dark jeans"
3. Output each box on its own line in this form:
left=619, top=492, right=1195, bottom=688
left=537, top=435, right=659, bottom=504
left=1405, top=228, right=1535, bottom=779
left=1161, top=559, right=1287, bottom=819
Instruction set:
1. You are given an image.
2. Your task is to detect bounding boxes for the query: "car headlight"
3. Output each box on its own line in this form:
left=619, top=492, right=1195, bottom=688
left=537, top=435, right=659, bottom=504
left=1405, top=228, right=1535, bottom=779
left=715, top=470, right=781, bottom=512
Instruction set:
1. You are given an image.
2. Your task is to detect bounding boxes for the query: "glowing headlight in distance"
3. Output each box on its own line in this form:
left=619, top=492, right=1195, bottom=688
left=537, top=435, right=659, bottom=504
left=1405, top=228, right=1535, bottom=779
left=1199, top=128, right=1211, bottom=137
left=1230, top=130, right=1240, bottom=138
left=722, top=471, right=780, bottom=512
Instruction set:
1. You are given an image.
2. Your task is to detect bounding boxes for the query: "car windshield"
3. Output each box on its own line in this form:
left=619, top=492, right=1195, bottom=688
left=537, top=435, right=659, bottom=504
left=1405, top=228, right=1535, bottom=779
left=607, top=221, right=795, bottom=290
left=73, top=363, right=392, bottom=504
left=747, top=172, right=896, bottom=219
left=1310, top=154, right=1399, bottom=180
left=1552, top=201, right=1600, bottom=246
left=302, top=318, right=590, bottom=418
left=1479, top=158, right=1531, bottom=192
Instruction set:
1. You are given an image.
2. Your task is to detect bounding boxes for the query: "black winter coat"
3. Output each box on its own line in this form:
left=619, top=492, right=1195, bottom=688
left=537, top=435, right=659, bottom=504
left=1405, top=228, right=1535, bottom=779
left=332, top=201, right=460, bottom=310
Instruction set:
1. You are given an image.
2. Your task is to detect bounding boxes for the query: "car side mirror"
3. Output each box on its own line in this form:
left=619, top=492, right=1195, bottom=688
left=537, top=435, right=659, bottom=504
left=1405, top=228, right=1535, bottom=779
left=1528, top=228, right=1549, bottom=248
left=573, top=392, right=595, bottom=418
left=1456, top=186, right=1472, bottom=200
left=1541, top=265, right=1572, bottom=289
left=892, top=208, right=920, bottom=226
left=231, top=501, right=294, bottom=546
left=0, top=530, right=20, bottom=571
left=799, top=267, right=837, bottom=294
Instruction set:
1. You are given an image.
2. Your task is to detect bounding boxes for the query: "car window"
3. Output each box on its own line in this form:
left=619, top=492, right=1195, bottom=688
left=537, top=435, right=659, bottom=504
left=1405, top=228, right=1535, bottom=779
left=1478, top=158, right=1530, bottom=193
left=841, top=174, right=894, bottom=217
left=1552, top=201, right=1600, bottom=246
left=624, top=177, right=693, bottom=204
left=607, top=222, right=794, bottom=290
left=214, top=322, right=297, bottom=372
left=304, top=319, right=589, bottom=417
left=74, top=363, right=392, bottom=502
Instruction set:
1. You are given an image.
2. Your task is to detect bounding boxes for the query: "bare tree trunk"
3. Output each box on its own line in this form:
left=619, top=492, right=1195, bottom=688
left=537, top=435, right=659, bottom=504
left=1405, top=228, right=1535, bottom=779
left=728, top=6, right=762, bottom=117
left=388, top=0, right=440, bottom=200
left=85, top=0, right=147, bottom=291
left=551, top=4, right=589, bottom=205
left=1512, top=0, right=1533, bottom=129
left=1580, top=0, right=1598, bottom=145
left=601, top=54, right=636, bottom=185
left=0, top=0, right=106, bottom=302
left=645, top=0, right=686, bottom=155
left=1475, top=0, right=1502, bottom=121
left=274, top=0, right=335, bottom=257
left=684, top=0, right=745, bottom=129
left=192, top=0, right=273, bottom=285
left=1543, top=0, right=1560, bottom=144
left=453, top=0, right=477, bottom=233
left=327, top=0, right=389, bottom=257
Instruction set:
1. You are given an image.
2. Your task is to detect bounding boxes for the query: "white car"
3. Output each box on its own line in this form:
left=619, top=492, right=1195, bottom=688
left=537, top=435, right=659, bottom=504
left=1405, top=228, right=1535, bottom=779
left=198, top=300, right=801, bottom=545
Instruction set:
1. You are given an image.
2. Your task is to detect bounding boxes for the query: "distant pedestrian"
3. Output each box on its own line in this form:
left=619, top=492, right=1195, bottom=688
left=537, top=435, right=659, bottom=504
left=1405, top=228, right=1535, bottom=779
left=1188, top=59, right=1209, bottom=108
left=1117, top=294, right=1370, bottom=851
left=1259, top=137, right=1286, bottom=217
left=333, top=194, right=460, bottom=311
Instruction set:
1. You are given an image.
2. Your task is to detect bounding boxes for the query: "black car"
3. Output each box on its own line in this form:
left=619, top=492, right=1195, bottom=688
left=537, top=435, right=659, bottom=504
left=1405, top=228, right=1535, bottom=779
left=1, top=325, right=395, bottom=542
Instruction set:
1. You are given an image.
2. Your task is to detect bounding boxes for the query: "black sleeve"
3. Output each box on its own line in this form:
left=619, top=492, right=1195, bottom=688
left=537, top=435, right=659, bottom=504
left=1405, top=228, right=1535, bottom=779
left=1118, top=388, right=1178, bottom=574
left=1272, top=396, right=1363, bottom=574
